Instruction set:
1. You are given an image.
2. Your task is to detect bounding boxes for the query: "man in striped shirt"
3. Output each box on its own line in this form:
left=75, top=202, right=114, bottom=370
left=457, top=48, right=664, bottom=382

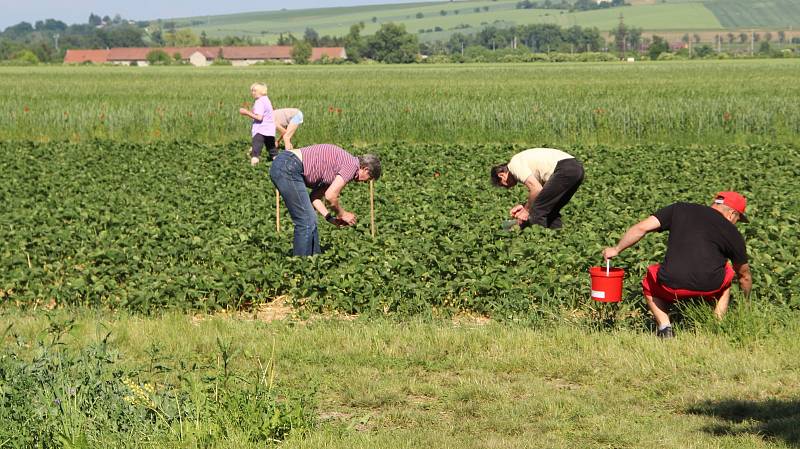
left=269, top=144, right=382, bottom=256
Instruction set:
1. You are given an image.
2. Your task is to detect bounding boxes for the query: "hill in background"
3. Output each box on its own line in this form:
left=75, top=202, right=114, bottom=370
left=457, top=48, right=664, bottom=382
left=168, top=0, right=800, bottom=44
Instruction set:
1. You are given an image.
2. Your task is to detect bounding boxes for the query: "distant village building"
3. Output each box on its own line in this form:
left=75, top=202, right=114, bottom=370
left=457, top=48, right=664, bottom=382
left=64, top=46, right=347, bottom=66
left=670, top=42, right=688, bottom=51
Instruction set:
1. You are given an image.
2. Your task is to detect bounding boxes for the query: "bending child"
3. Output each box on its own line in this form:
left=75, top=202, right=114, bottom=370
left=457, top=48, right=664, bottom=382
left=274, top=108, right=304, bottom=150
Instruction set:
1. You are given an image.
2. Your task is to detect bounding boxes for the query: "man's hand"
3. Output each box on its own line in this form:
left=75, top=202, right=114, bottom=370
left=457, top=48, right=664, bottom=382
left=513, top=208, right=530, bottom=222
left=338, top=211, right=357, bottom=226
left=250, top=157, right=259, bottom=166
left=510, top=204, right=525, bottom=217
left=602, top=247, right=620, bottom=260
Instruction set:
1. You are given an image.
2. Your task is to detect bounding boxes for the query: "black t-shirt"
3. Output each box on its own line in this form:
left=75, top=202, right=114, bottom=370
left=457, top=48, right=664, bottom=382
left=653, top=202, right=748, bottom=292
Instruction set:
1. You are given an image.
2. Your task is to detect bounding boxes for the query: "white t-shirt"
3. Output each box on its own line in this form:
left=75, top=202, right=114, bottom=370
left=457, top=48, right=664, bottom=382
left=507, top=148, right=573, bottom=184
left=273, top=108, right=300, bottom=128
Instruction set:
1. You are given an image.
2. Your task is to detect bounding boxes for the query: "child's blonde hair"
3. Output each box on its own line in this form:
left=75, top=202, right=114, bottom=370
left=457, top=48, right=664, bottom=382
left=250, top=83, right=268, bottom=96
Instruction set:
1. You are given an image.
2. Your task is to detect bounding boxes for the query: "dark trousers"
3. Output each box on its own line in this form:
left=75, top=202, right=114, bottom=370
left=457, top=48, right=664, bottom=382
left=528, top=158, right=584, bottom=229
left=252, top=134, right=277, bottom=159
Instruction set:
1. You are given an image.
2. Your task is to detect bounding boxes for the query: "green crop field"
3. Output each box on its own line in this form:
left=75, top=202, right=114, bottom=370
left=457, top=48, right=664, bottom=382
left=2, top=60, right=800, bottom=447
left=704, top=0, right=800, bottom=28
left=170, top=0, right=800, bottom=43
left=3, top=60, right=800, bottom=146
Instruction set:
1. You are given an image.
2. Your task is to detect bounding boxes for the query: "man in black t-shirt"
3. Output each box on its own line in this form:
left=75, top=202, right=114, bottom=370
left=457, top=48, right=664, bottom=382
left=603, top=191, right=753, bottom=338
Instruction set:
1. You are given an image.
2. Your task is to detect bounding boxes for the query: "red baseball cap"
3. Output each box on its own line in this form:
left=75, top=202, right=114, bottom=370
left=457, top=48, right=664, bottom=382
left=714, top=191, right=748, bottom=222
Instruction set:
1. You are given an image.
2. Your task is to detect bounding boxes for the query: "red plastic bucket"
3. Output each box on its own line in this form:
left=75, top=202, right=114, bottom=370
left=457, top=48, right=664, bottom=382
left=589, top=266, right=625, bottom=303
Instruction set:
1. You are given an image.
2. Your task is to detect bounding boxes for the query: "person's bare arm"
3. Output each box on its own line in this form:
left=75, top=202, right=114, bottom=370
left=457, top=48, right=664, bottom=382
left=511, top=176, right=543, bottom=223
left=603, top=215, right=662, bottom=259
left=276, top=124, right=287, bottom=144
left=238, top=108, right=263, bottom=121
left=523, top=176, right=543, bottom=212
left=734, top=263, right=752, bottom=296
left=310, top=186, right=328, bottom=216
left=309, top=176, right=356, bottom=225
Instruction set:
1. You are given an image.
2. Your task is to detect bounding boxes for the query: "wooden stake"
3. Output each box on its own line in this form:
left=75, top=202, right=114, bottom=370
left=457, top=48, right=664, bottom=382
left=275, top=189, right=281, bottom=233
left=369, top=180, right=376, bottom=238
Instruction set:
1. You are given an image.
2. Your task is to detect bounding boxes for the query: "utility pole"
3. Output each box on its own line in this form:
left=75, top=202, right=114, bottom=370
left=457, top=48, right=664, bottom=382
left=53, top=33, right=59, bottom=52
left=750, top=30, right=754, bottom=56
left=618, top=13, right=626, bottom=59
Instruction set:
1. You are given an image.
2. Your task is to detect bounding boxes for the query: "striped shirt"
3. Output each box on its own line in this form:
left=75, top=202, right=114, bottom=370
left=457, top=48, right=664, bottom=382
left=298, top=144, right=359, bottom=188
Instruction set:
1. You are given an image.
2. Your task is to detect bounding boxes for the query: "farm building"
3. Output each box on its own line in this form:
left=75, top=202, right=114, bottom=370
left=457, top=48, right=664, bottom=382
left=64, top=46, right=347, bottom=66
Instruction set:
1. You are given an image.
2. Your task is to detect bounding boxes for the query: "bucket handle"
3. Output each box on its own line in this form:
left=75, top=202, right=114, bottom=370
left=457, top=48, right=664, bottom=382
left=605, top=259, right=610, bottom=275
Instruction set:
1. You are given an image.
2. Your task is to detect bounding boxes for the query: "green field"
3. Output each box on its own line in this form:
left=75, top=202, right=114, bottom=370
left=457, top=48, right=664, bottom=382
left=169, top=0, right=800, bottom=43
left=704, top=0, right=800, bottom=28
left=3, top=60, right=800, bottom=146
left=2, top=61, right=800, bottom=447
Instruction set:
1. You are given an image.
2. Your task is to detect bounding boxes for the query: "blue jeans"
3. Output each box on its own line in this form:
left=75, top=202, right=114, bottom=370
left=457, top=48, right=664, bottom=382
left=269, top=151, right=320, bottom=256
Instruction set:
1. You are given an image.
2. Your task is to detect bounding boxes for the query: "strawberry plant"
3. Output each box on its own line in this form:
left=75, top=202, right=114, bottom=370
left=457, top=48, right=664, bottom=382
left=1, top=141, right=797, bottom=319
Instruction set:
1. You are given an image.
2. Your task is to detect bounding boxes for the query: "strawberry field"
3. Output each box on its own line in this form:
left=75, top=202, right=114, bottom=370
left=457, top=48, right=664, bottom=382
left=3, top=61, right=800, bottom=449
left=2, top=140, right=798, bottom=318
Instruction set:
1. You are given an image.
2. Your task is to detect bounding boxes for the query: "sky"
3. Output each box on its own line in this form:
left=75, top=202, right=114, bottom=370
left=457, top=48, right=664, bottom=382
left=0, top=0, right=430, bottom=30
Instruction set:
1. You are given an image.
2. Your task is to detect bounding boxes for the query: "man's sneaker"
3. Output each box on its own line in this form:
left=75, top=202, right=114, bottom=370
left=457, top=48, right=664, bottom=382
left=657, top=326, right=674, bottom=339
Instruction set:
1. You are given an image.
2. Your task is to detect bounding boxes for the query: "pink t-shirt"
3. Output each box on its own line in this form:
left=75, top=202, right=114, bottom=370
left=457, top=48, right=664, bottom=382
left=251, top=96, right=275, bottom=137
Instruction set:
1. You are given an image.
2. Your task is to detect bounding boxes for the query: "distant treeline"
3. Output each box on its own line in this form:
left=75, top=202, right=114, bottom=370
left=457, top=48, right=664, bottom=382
left=0, top=14, right=263, bottom=63
left=2, top=12, right=798, bottom=65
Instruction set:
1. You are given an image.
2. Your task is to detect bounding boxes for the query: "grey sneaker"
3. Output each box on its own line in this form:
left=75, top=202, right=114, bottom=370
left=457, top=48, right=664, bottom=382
left=657, top=326, right=674, bottom=339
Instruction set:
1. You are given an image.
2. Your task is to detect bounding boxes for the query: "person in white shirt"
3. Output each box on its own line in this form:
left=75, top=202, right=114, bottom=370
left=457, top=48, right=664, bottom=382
left=490, top=148, right=585, bottom=229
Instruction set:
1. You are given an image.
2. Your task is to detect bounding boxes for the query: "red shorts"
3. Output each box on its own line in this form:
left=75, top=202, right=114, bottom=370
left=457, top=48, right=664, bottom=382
left=641, top=263, right=735, bottom=303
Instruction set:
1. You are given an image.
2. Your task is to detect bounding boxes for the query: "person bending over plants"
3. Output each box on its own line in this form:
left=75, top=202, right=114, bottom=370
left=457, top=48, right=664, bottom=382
left=274, top=108, right=304, bottom=151
left=490, top=148, right=584, bottom=229
left=269, top=144, right=381, bottom=256
left=602, top=191, right=753, bottom=339
left=238, top=83, right=276, bottom=166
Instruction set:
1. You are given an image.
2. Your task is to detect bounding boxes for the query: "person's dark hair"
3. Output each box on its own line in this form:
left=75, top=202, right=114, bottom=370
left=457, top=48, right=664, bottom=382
left=359, top=154, right=381, bottom=180
left=490, top=164, right=510, bottom=187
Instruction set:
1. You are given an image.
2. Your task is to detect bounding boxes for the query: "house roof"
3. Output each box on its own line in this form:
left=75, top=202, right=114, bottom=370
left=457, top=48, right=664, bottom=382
left=64, top=46, right=346, bottom=63
left=312, top=47, right=346, bottom=60
left=222, top=46, right=293, bottom=60
left=63, top=49, right=111, bottom=63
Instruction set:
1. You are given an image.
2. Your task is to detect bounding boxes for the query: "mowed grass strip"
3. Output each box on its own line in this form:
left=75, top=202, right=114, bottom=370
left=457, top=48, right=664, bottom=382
left=3, top=309, right=800, bottom=448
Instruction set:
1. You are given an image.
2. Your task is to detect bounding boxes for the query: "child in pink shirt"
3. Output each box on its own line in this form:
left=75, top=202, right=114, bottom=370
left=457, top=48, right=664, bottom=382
left=238, top=83, right=276, bottom=165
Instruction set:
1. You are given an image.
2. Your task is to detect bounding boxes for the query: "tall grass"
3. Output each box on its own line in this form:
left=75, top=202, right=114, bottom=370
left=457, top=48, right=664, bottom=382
left=2, top=60, right=800, bottom=146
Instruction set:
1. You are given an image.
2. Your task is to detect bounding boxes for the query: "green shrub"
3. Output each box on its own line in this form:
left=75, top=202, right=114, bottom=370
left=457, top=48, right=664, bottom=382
left=12, top=49, right=39, bottom=65
left=146, top=49, right=171, bottom=65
